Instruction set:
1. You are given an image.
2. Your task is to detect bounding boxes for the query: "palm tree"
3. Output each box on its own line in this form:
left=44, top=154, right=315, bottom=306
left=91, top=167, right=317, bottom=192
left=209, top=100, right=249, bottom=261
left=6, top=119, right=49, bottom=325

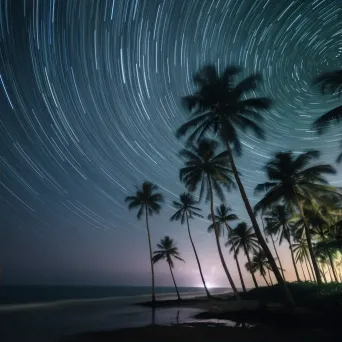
left=179, top=139, right=241, bottom=302
left=262, top=215, right=286, bottom=281
left=125, top=182, right=164, bottom=302
left=170, top=193, right=211, bottom=297
left=176, top=65, right=289, bottom=301
left=246, top=250, right=272, bottom=286
left=254, top=150, right=340, bottom=284
left=208, top=204, right=246, bottom=292
left=313, top=70, right=342, bottom=161
left=228, top=222, right=260, bottom=288
left=152, top=236, right=184, bottom=300
left=263, top=205, right=300, bottom=282
left=293, top=239, right=314, bottom=282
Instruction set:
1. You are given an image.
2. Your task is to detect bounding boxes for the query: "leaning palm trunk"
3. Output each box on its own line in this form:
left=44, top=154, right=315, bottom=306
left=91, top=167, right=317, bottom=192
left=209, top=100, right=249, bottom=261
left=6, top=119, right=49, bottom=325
left=299, top=261, right=307, bottom=281
left=208, top=177, right=242, bottom=303
left=296, top=198, right=322, bottom=284
left=186, top=213, right=211, bottom=297
left=225, top=223, right=246, bottom=292
left=225, top=142, right=294, bottom=306
left=326, top=249, right=339, bottom=282
left=306, top=251, right=316, bottom=282
left=286, top=232, right=301, bottom=282
left=168, top=262, right=181, bottom=300
left=304, top=256, right=312, bottom=281
left=262, top=273, right=270, bottom=286
left=145, top=207, right=156, bottom=302
left=268, top=269, right=274, bottom=285
left=244, top=245, right=258, bottom=288
left=270, top=233, right=286, bottom=281
left=320, top=265, right=327, bottom=283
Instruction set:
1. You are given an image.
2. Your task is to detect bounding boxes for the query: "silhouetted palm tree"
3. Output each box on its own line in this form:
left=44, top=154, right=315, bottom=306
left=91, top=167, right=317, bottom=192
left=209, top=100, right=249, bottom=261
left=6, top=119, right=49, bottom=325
left=170, top=193, right=211, bottom=297
left=263, top=205, right=300, bottom=282
left=152, top=236, right=184, bottom=300
left=176, top=65, right=289, bottom=301
left=293, top=239, right=314, bottom=282
left=208, top=204, right=246, bottom=292
left=254, top=150, right=338, bottom=284
left=246, top=250, right=272, bottom=286
left=262, top=215, right=286, bottom=281
left=228, top=222, right=260, bottom=288
left=179, top=139, right=241, bottom=302
left=125, top=182, right=164, bottom=302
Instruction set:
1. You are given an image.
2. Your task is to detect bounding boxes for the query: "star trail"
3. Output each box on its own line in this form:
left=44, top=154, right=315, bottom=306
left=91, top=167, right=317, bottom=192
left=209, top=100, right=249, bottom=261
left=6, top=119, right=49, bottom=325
left=1, top=0, right=342, bottom=286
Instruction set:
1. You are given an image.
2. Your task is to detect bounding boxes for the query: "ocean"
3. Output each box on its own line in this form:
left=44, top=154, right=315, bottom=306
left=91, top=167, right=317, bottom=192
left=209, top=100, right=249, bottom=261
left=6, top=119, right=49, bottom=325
left=0, top=285, right=230, bottom=341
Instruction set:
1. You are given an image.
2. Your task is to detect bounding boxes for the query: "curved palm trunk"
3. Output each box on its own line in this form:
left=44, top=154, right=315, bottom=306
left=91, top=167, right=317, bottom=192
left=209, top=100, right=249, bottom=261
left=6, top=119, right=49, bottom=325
left=327, top=264, right=332, bottom=282
left=299, top=261, right=307, bottom=281
left=268, top=269, right=274, bottom=285
left=225, top=142, right=295, bottom=307
left=145, top=207, right=156, bottom=302
left=320, top=265, right=327, bottom=283
left=225, top=223, right=246, bottom=292
left=262, top=273, right=270, bottom=286
left=168, top=262, right=181, bottom=300
left=208, top=177, right=242, bottom=303
left=306, top=251, right=316, bottom=282
left=186, top=213, right=212, bottom=298
left=261, top=217, right=286, bottom=281
left=327, top=249, right=339, bottom=282
left=244, top=244, right=258, bottom=288
left=285, top=228, right=301, bottom=282
left=270, top=234, right=286, bottom=281
left=304, top=255, right=313, bottom=281
left=296, top=199, right=322, bottom=284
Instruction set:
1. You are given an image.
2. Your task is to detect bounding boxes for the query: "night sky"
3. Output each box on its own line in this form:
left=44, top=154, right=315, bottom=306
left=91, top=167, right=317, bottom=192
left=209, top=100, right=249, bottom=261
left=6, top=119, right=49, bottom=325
left=1, top=0, right=342, bottom=287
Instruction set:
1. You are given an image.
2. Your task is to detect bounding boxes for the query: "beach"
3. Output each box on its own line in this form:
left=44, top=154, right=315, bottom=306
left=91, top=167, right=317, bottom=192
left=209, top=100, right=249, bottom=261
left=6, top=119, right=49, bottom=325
left=0, top=286, right=230, bottom=342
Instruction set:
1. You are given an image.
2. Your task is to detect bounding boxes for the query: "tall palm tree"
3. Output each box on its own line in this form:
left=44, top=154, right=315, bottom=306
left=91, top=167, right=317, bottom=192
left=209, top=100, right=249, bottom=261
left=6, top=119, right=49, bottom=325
left=179, top=139, right=241, bottom=302
left=262, top=215, right=286, bottom=281
left=125, top=182, right=164, bottom=302
left=264, top=205, right=300, bottom=282
left=228, top=222, right=260, bottom=288
left=254, top=150, right=338, bottom=284
left=152, top=236, right=184, bottom=300
left=208, top=204, right=246, bottom=292
left=293, top=239, right=314, bottom=282
left=313, top=70, right=342, bottom=162
left=246, top=250, right=272, bottom=286
left=176, top=65, right=289, bottom=302
left=170, top=193, right=211, bottom=297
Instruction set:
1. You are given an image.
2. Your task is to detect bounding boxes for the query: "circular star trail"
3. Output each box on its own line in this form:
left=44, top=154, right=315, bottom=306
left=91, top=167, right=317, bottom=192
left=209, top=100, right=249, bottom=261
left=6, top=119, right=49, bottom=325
left=1, top=0, right=342, bottom=285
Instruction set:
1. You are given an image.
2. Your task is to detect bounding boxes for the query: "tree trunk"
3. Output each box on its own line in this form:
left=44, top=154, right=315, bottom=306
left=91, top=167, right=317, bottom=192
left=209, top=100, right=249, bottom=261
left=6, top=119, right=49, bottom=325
left=225, top=222, right=246, bottom=292
left=268, top=268, right=274, bottom=285
left=208, top=177, right=242, bottom=303
left=320, top=265, right=327, bottom=283
left=186, top=213, right=212, bottom=298
left=168, top=261, right=181, bottom=300
left=244, top=244, right=258, bottom=288
left=300, top=260, right=307, bottom=281
left=304, top=254, right=312, bottom=281
left=327, top=249, right=339, bottom=282
left=306, top=251, right=316, bottom=282
left=145, top=206, right=156, bottom=302
left=270, top=234, right=286, bottom=281
left=225, top=142, right=295, bottom=307
left=295, top=198, right=322, bottom=284
left=286, top=226, right=301, bottom=282
left=262, top=273, right=270, bottom=286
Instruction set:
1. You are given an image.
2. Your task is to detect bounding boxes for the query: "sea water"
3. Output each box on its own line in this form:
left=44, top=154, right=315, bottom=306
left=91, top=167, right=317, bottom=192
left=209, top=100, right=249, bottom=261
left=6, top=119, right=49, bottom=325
left=0, top=285, right=230, bottom=341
